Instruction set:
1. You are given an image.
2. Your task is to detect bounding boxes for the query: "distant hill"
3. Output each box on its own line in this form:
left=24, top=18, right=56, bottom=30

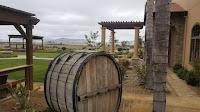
left=46, top=38, right=87, bottom=45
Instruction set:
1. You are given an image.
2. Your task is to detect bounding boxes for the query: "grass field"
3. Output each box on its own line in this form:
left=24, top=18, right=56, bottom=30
left=0, top=59, right=50, bottom=82
left=13, top=51, right=61, bottom=58
left=0, top=52, right=17, bottom=58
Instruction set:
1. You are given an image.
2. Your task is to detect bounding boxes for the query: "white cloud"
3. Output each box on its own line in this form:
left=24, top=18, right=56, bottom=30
left=0, top=0, right=146, bottom=41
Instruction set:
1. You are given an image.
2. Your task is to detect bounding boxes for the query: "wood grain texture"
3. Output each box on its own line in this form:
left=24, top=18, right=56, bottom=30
left=44, top=52, right=122, bottom=112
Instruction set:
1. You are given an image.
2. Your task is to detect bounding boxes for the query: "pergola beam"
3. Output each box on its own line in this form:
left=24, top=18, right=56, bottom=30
left=14, top=24, right=27, bottom=38
left=99, top=21, right=144, bottom=30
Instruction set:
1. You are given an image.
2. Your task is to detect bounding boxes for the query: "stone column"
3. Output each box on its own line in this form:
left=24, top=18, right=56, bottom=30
left=133, top=27, right=140, bottom=58
left=101, top=27, right=106, bottom=51
left=111, top=30, right=115, bottom=53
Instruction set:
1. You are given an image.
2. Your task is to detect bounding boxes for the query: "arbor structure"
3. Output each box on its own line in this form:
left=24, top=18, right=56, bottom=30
left=0, top=5, right=39, bottom=90
left=153, top=0, right=170, bottom=111
left=99, top=21, right=144, bottom=56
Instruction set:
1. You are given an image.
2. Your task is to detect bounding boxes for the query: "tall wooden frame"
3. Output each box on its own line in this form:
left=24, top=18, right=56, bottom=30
left=0, top=5, right=39, bottom=90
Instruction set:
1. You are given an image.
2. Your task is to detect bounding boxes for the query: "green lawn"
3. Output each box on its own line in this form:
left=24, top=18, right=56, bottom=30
left=0, top=59, right=51, bottom=82
left=0, top=52, right=17, bottom=58
left=33, top=52, right=60, bottom=58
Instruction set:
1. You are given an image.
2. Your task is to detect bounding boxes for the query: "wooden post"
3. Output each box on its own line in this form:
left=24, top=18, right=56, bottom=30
left=101, top=27, right=106, bottom=51
left=42, top=38, right=44, bottom=50
left=25, top=25, right=33, bottom=90
left=9, top=37, right=11, bottom=48
left=111, top=31, right=115, bottom=53
left=22, top=38, right=25, bottom=49
left=133, top=27, right=140, bottom=58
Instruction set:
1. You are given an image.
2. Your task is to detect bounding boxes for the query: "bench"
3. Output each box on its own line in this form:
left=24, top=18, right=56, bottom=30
left=0, top=65, right=32, bottom=99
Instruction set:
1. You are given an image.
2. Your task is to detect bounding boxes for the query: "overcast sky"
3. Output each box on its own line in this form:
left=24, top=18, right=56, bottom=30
left=0, top=0, right=146, bottom=42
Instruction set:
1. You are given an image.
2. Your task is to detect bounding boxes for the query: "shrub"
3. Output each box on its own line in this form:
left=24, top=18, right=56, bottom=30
left=173, top=60, right=200, bottom=86
left=138, top=48, right=144, bottom=59
left=134, top=63, right=146, bottom=85
left=8, top=83, right=40, bottom=111
left=185, top=71, right=199, bottom=86
left=173, top=64, right=183, bottom=73
left=118, top=64, right=127, bottom=80
left=127, top=52, right=133, bottom=58
left=176, top=68, right=188, bottom=80
left=193, top=58, right=200, bottom=81
left=117, top=47, right=123, bottom=52
left=61, top=47, right=66, bottom=51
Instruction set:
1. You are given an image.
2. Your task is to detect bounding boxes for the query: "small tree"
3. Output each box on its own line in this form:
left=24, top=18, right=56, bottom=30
left=61, top=47, right=66, bottom=51
left=85, top=31, right=99, bottom=50
left=121, top=41, right=129, bottom=48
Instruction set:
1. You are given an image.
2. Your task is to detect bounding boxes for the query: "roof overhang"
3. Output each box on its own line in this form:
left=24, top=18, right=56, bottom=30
left=0, top=5, right=39, bottom=26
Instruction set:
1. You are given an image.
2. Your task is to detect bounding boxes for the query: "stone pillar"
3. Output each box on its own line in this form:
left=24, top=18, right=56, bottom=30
left=133, top=27, right=140, bottom=58
left=101, top=27, right=106, bottom=51
left=111, top=30, right=115, bottom=53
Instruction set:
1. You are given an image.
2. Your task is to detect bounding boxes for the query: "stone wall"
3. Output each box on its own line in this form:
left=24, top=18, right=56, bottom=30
left=169, top=14, right=185, bottom=67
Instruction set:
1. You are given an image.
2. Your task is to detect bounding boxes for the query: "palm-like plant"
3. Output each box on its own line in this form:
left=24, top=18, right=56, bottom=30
left=145, top=0, right=154, bottom=90
left=153, top=0, right=170, bottom=112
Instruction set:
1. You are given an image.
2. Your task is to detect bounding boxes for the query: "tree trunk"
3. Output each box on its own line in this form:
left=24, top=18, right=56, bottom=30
left=145, top=0, right=154, bottom=90
left=153, top=0, right=170, bottom=112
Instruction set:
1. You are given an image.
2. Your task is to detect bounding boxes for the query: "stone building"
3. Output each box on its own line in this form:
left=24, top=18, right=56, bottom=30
left=145, top=0, right=200, bottom=69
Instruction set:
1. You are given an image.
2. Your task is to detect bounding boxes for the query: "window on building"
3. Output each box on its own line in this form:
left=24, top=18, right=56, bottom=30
left=190, top=24, right=200, bottom=62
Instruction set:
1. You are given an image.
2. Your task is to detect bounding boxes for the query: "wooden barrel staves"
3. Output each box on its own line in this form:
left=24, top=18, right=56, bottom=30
left=44, top=52, right=122, bottom=112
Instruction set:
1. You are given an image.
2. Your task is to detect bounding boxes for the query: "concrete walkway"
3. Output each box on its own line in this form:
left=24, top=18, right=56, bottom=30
left=120, top=69, right=200, bottom=112
left=167, top=70, right=198, bottom=97
left=0, top=55, right=53, bottom=60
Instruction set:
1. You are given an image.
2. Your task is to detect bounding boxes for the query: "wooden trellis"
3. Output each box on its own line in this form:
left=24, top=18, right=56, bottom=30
left=0, top=5, right=39, bottom=90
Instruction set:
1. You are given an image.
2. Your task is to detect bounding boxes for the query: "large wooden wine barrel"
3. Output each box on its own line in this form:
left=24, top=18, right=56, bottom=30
left=44, top=52, right=122, bottom=112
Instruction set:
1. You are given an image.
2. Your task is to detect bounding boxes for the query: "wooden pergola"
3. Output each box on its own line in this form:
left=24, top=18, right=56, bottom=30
left=8, top=35, right=44, bottom=50
left=0, top=5, right=39, bottom=90
left=99, top=21, right=144, bottom=58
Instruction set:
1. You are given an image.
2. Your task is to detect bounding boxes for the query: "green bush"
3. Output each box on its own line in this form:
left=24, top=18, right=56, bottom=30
left=134, top=63, right=146, bottom=85
left=185, top=71, right=199, bottom=86
left=173, top=60, right=200, bottom=86
left=173, top=64, right=183, bottom=73
left=176, top=68, right=189, bottom=80
left=61, top=47, right=66, bottom=51
left=193, top=58, right=200, bottom=80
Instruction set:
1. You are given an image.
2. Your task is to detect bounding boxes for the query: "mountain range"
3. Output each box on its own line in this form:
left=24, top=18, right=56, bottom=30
left=46, top=38, right=87, bottom=45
